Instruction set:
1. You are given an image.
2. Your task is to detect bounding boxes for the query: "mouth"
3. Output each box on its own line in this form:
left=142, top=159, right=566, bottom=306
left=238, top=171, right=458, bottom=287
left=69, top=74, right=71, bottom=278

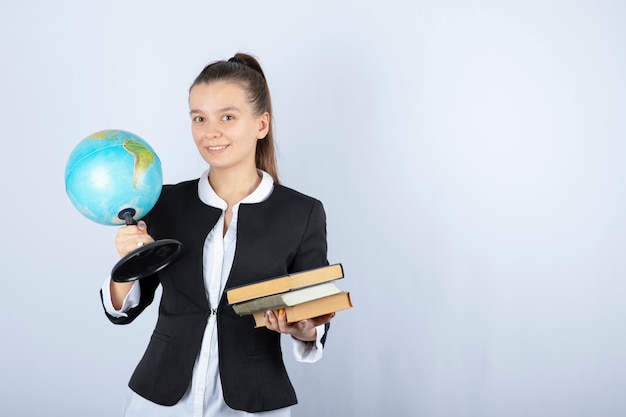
left=207, top=145, right=229, bottom=152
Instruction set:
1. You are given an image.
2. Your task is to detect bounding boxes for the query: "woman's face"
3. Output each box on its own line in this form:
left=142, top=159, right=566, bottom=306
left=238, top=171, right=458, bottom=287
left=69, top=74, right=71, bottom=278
left=189, top=81, right=269, bottom=173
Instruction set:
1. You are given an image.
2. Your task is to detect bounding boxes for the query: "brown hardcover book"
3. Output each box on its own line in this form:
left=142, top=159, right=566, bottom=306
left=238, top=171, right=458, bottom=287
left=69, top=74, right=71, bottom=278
left=227, top=263, right=344, bottom=305
left=251, top=292, right=353, bottom=328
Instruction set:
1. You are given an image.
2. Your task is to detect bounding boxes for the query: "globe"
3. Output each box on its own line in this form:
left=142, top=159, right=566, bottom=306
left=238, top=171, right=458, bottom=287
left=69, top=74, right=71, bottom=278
left=65, top=129, right=163, bottom=226
left=65, top=129, right=182, bottom=282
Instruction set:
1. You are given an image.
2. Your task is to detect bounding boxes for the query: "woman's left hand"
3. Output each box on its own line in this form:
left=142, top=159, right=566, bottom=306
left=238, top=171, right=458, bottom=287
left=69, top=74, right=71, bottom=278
left=264, top=309, right=336, bottom=342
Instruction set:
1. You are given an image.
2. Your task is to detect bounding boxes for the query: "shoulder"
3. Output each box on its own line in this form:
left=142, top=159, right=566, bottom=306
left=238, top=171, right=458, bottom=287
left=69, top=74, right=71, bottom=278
left=156, top=179, right=199, bottom=204
left=246, top=184, right=326, bottom=226
left=146, top=179, right=200, bottom=217
left=269, top=184, right=322, bottom=208
left=145, top=178, right=221, bottom=232
left=162, top=178, right=199, bottom=194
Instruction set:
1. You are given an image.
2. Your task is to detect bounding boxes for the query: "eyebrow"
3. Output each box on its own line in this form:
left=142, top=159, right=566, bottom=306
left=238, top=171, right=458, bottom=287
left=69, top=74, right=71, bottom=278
left=189, top=105, right=242, bottom=115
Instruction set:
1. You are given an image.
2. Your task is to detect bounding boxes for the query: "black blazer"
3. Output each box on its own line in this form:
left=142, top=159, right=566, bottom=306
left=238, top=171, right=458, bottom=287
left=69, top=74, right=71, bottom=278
left=101, top=179, right=329, bottom=412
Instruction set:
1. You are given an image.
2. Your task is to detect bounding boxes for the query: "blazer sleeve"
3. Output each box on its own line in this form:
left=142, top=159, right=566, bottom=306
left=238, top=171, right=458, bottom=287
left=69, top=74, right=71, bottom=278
left=288, top=199, right=329, bottom=273
left=288, top=199, right=332, bottom=346
left=99, top=274, right=160, bottom=325
left=98, top=199, right=168, bottom=325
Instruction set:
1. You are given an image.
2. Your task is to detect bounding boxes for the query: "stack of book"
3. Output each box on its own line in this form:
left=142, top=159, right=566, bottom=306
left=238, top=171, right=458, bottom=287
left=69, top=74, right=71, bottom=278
left=227, top=263, right=352, bottom=328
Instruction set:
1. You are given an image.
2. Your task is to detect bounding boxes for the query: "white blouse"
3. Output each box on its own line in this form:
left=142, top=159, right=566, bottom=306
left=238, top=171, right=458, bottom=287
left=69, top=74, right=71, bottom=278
left=101, top=169, right=325, bottom=416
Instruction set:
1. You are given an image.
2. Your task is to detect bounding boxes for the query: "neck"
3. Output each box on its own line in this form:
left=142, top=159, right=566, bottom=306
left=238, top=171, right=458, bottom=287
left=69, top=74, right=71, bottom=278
left=208, top=166, right=261, bottom=207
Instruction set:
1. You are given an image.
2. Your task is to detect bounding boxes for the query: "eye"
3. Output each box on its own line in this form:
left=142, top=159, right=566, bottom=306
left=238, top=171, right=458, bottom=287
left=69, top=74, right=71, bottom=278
left=221, top=114, right=234, bottom=121
left=192, top=115, right=204, bottom=123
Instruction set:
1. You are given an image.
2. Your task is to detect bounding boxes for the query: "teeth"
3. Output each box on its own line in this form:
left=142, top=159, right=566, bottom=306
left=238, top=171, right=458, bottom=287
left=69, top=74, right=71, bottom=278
left=208, top=145, right=227, bottom=151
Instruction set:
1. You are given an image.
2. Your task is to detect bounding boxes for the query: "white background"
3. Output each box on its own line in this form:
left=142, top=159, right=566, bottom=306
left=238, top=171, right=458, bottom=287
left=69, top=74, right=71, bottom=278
left=1, top=1, right=625, bottom=416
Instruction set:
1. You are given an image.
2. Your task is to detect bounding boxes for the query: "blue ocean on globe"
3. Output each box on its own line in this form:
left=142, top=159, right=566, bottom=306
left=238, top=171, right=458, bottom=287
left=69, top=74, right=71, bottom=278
left=65, top=129, right=163, bottom=226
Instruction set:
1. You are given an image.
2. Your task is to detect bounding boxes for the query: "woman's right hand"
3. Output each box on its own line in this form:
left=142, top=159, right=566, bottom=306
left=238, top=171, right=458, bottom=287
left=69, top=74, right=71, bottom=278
left=114, top=220, right=155, bottom=258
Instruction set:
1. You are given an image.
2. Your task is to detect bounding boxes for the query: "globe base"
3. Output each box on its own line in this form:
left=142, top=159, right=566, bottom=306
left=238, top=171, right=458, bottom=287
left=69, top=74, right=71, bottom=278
left=111, top=239, right=183, bottom=282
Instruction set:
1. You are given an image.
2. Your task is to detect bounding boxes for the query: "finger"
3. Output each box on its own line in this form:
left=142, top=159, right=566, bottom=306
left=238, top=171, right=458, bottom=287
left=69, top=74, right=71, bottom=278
left=115, top=231, right=134, bottom=257
left=264, top=310, right=281, bottom=332
left=115, top=224, right=153, bottom=257
left=276, top=308, right=296, bottom=333
left=137, top=220, right=148, bottom=232
left=308, top=312, right=336, bottom=327
left=135, top=233, right=155, bottom=246
left=117, top=225, right=142, bottom=236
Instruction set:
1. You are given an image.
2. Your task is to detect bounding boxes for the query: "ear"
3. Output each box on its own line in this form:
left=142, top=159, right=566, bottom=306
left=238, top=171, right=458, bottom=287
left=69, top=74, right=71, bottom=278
left=256, top=112, right=270, bottom=139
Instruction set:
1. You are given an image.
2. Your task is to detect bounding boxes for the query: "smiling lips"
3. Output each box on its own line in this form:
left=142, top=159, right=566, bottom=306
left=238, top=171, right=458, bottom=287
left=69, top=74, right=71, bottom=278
left=207, top=145, right=229, bottom=152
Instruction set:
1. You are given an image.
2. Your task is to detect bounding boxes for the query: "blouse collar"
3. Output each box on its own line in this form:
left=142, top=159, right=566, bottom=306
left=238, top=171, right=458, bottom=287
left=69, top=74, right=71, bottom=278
left=197, top=169, right=274, bottom=210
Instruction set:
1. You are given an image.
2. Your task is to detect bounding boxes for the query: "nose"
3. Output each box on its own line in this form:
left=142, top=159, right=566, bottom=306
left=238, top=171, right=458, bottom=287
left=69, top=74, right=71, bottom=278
left=201, top=120, right=221, bottom=140
left=205, top=129, right=221, bottom=140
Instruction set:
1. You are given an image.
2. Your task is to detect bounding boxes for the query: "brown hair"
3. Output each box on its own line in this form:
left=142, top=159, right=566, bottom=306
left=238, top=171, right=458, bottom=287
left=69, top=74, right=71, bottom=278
left=190, top=53, right=279, bottom=184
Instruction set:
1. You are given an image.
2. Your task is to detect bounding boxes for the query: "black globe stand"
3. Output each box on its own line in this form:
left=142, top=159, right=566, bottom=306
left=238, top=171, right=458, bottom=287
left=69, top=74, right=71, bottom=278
left=111, top=208, right=183, bottom=282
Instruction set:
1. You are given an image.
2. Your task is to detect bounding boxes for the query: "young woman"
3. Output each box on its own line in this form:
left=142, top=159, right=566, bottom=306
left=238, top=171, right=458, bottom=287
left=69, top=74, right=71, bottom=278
left=100, top=53, right=335, bottom=416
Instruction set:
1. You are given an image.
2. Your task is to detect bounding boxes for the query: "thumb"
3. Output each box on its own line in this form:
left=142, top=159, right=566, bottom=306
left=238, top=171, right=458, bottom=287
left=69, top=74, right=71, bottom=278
left=137, top=220, right=148, bottom=232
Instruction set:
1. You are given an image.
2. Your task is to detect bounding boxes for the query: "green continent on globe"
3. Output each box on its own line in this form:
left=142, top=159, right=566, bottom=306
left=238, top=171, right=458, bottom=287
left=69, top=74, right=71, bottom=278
left=87, top=129, right=119, bottom=140
left=85, top=130, right=155, bottom=188
left=123, top=139, right=155, bottom=187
